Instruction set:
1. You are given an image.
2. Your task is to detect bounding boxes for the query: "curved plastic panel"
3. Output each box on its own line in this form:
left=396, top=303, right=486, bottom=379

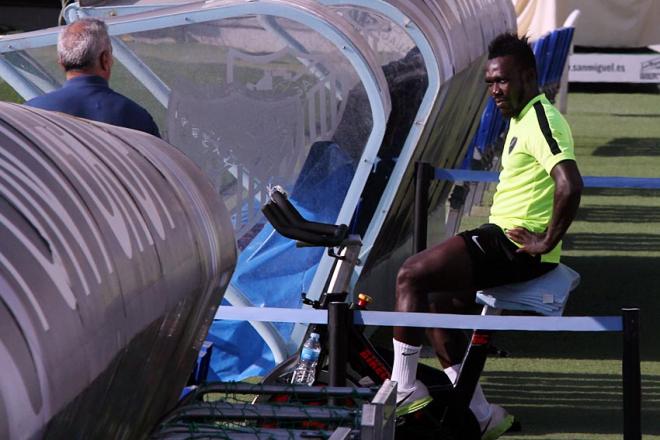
left=112, top=0, right=391, bottom=243
left=0, top=102, right=236, bottom=439
left=318, top=1, right=450, bottom=264
left=386, top=1, right=453, bottom=79
left=113, top=0, right=391, bottom=378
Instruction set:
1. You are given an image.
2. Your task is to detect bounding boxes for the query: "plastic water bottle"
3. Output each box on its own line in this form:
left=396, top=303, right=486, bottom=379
left=291, top=332, right=321, bottom=386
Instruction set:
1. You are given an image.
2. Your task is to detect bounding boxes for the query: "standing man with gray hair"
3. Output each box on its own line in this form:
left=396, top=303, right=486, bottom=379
left=26, top=18, right=160, bottom=137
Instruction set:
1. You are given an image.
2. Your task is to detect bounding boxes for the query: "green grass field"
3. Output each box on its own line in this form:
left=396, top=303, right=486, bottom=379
left=436, top=91, right=660, bottom=439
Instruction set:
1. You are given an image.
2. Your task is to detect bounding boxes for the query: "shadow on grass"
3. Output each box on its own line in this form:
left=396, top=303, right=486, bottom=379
left=583, top=187, right=660, bottom=198
left=612, top=113, right=660, bottom=118
left=563, top=233, right=660, bottom=251
left=576, top=205, right=660, bottom=223
left=481, top=370, right=660, bottom=436
left=495, top=256, right=660, bottom=361
left=593, top=138, right=660, bottom=156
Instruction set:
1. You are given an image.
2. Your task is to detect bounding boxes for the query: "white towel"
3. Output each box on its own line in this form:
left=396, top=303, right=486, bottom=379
left=475, top=264, right=580, bottom=316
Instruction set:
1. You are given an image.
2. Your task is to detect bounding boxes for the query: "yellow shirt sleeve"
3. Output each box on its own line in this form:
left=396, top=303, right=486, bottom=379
left=528, top=109, right=576, bottom=174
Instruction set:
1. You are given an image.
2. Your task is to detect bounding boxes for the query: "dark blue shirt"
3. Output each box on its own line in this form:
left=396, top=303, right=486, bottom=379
left=26, top=75, right=160, bottom=137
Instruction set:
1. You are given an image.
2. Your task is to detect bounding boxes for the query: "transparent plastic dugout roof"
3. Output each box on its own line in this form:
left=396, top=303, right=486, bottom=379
left=1, top=2, right=389, bottom=239
left=0, top=0, right=391, bottom=376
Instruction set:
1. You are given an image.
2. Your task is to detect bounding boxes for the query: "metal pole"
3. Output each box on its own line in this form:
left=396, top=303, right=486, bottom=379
left=414, top=161, right=434, bottom=253
left=329, top=302, right=351, bottom=389
left=622, top=308, right=641, bottom=440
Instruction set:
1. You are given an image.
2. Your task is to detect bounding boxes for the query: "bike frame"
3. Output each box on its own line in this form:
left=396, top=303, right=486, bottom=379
left=259, top=187, right=495, bottom=437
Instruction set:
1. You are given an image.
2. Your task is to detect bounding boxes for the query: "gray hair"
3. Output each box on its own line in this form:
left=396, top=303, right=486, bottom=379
left=57, top=18, right=112, bottom=71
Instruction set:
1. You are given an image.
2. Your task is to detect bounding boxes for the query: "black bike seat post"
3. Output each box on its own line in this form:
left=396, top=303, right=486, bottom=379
left=328, top=301, right=352, bottom=402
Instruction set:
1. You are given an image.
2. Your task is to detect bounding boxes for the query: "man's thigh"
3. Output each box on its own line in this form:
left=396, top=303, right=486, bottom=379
left=403, top=235, right=476, bottom=293
left=457, top=223, right=556, bottom=289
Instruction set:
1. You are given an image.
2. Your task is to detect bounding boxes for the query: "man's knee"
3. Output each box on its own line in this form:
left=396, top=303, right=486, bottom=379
left=428, top=291, right=454, bottom=310
left=429, top=290, right=478, bottom=313
left=396, top=257, right=425, bottom=291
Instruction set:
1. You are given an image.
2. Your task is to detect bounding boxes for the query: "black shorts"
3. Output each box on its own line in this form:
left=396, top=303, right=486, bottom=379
left=458, top=223, right=556, bottom=289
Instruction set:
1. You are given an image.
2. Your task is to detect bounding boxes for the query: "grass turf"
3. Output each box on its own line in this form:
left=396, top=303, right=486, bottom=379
left=429, top=91, right=660, bottom=439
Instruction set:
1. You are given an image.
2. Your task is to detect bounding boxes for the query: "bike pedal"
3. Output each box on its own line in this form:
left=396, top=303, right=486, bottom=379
left=396, top=407, right=441, bottom=430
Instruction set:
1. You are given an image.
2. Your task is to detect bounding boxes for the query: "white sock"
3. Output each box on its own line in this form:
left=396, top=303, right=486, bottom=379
left=444, top=364, right=492, bottom=426
left=470, top=382, right=492, bottom=427
left=391, top=339, right=422, bottom=392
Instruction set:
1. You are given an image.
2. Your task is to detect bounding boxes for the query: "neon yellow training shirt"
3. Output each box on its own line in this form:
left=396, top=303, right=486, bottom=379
left=489, top=94, right=576, bottom=263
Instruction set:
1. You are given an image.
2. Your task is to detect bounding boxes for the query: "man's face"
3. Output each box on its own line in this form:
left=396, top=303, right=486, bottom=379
left=485, top=55, right=528, bottom=118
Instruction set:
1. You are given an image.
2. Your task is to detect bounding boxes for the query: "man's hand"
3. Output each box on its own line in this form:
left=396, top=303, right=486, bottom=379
left=506, top=227, right=552, bottom=256
left=507, top=161, right=583, bottom=257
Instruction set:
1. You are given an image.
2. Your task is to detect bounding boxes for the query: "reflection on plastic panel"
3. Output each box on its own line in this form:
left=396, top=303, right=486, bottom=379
left=113, top=15, right=369, bottom=241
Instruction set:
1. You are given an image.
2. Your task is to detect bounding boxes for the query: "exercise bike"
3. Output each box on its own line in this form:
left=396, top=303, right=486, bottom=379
left=256, top=186, right=498, bottom=439
left=258, top=184, right=580, bottom=438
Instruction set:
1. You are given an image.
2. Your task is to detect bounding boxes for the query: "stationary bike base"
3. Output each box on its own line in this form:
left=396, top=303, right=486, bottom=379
left=395, top=395, right=481, bottom=440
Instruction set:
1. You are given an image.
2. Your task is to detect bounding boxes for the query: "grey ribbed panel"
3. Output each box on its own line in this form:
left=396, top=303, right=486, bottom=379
left=0, top=102, right=236, bottom=440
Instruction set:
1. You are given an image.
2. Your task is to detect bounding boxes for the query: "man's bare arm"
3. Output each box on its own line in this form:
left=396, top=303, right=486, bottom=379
left=506, top=160, right=583, bottom=255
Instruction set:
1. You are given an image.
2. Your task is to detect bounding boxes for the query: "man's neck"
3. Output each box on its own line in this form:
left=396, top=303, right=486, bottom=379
left=514, top=88, right=541, bottom=119
left=65, top=70, right=109, bottom=81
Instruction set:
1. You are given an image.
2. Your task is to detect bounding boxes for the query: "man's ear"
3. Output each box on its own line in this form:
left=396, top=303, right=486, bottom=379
left=99, top=50, right=112, bottom=72
left=522, top=67, right=537, bottom=86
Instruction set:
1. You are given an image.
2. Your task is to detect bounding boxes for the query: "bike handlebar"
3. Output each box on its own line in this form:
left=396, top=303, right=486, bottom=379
left=261, top=187, right=349, bottom=247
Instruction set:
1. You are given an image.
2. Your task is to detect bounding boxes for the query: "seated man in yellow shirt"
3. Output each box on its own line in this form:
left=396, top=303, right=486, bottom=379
left=391, top=33, right=583, bottom=440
